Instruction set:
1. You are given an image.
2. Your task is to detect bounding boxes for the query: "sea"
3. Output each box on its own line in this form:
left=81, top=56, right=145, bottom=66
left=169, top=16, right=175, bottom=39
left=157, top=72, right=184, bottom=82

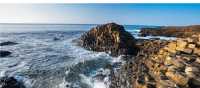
left=0, top=24, right=175, bottom=88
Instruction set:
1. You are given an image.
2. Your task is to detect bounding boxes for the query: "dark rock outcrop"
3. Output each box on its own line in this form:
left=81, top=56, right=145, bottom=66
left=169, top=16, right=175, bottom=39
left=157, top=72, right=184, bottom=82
left=80, top=23, right=139, bottom=56
left=140, top=25, right=200, bottom=38
left=0, top=50, right=11, bottom=57
left=0, top=77, right=25, bottom=88
left=0, top=41, right=18, bottom=46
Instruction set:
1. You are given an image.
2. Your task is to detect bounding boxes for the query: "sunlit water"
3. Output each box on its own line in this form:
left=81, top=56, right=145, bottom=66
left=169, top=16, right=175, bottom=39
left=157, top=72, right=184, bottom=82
left=0, top=24, right=175, bottom=88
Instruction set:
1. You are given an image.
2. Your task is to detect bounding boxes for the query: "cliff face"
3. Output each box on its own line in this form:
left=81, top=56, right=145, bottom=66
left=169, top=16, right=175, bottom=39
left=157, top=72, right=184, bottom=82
left=80, top=23, right=139, bottom=56
left=112, top=34, right=200, bottom=88
left=140, top=25, right=200, bottom=38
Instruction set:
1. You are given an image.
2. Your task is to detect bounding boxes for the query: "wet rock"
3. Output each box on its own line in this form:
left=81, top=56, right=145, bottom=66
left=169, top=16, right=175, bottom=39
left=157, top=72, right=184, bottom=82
left=80, top=23, right=139, bottom=56
left=0, top=76, right=25, bottom=88
left=0, top=41, right=18, bottom=46
left=0, top=50, right=11, bottom=57
left=93, top=74, right=107, bottom=81
left=150, top=38, right=160, bottom=40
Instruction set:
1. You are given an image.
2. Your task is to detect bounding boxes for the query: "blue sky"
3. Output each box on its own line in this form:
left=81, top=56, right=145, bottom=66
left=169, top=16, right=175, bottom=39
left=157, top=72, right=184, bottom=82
left=0, top=4, right=200, bottom=26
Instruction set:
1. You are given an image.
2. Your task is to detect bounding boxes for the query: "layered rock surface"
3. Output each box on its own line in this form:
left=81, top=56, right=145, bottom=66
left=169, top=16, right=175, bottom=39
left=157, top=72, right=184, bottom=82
left=112, top=34, right=200, bottom=88
left=80, top=23, right=139, bottom=56
left=140, top=25, right=200, bottom=38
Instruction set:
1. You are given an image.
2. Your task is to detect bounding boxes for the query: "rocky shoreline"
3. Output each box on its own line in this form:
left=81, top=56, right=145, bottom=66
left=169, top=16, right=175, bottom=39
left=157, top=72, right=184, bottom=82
left=112, top=35, right=200, bottom=88
left=140, top=25, right=200, bottom=38
left=79, top=23, right=200, bottom=88
left=1, top=23, right=200, bottom=88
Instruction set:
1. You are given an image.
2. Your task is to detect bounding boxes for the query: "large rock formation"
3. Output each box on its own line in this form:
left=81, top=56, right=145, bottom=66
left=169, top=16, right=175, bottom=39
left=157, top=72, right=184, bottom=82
left=140, top=25, right=200, bottom=38
left=111, top=34, right=200, bottom=88
left=80, top=23, right=139, bottom=56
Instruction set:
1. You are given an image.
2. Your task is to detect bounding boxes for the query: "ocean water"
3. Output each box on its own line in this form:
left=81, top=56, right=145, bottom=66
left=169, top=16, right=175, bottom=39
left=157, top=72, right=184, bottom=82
left=0, top=24, right=175, bottom=88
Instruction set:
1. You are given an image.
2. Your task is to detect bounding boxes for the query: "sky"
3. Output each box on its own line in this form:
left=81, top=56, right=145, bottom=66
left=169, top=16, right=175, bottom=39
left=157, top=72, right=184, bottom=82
left=0, top=4, right=200, bottom=26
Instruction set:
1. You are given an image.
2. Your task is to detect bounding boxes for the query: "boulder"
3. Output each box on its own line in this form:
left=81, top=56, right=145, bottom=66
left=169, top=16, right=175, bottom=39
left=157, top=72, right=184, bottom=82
left=0, top=41, right=18, bottom=46
left=0, top=50, right=11, bottom=57
left=80, top=23, right=139, bottom=56
left=0, top=76, right=25, bottom=88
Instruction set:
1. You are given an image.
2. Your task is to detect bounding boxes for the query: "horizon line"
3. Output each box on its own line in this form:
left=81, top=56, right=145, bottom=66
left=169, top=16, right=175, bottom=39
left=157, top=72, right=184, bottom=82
left=0, top=22, right=199, bottom=27
left=0, top=22, right=158, bottom=26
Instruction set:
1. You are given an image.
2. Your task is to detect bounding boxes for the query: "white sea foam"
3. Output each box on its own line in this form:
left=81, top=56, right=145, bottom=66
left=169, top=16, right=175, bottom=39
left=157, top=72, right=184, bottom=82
left=80, top=74, right=108, bottom=88
left=93, top=80, right=107, bottom=88
left=0, top=70, right=6, bottom=77
left=111, top=55, right=123, bottom=63
left=56, top=78, right=68, bottom=88
left=65, top=70, right=70, bottom=75
left=135, top=35, right=176, bottom=40
left=0, top=25, right=126, bottom=88
left=14, top=75, right=34, bottom=88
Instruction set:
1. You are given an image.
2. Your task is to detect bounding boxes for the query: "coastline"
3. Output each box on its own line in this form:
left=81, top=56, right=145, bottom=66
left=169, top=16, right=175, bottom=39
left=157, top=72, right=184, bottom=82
left=78, top=23, right=200, bottom=88
left=0, top=23, right=200, bottom=88
left=111, top=27, right=200, bottom=88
